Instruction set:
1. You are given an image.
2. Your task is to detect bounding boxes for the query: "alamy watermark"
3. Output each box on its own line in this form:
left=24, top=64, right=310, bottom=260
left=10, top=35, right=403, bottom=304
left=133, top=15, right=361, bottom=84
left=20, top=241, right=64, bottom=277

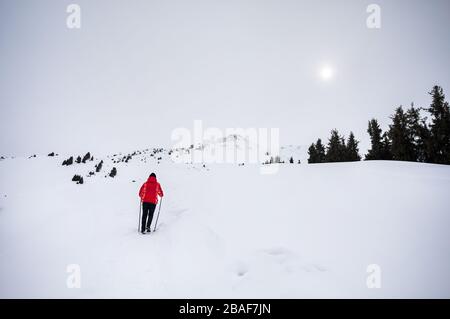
left=66, top=264, right=81, bottom=289
left=171, top=120, right=280, bottom=174
left=366, top=264, right=381, bottom=289
left=66, top=4, right=81, bottom=29
left=366, top=4, right=381, bottom=29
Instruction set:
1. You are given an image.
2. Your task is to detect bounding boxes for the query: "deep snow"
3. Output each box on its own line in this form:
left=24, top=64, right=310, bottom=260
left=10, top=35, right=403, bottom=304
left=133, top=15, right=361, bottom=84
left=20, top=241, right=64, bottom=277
left=0, top=151, right=450, bottom=298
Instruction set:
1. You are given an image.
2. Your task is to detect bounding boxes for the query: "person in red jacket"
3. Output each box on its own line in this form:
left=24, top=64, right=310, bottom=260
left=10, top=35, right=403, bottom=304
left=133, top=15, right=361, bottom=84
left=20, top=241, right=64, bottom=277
left=139, top=173, right=164, bottom=233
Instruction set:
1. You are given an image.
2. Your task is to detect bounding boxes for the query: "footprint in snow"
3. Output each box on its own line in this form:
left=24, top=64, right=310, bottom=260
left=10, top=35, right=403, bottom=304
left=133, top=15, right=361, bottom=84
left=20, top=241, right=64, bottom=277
left=263, top=247, right=291, bottom=256
left=262, top=247, right=327, bottom=273
left=169, top=208, right=188, bottom=217
left=233, top=261, right=249, bottom=278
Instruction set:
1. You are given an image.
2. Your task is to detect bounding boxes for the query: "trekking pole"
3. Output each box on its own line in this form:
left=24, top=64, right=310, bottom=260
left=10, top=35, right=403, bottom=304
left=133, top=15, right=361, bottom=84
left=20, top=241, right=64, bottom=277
left=138, top=200, right=142, bottom=233
left=153, top=197, right=163, bottom=232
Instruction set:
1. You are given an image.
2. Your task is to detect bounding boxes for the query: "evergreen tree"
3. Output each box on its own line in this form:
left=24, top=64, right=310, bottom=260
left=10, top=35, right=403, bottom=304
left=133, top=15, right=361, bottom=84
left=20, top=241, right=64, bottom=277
left=365, top=119, right=384, bottom=160
left=388, top=106, right=416, bottom=161
left=426, top=86, right=450, bottom=164
left=315, top=138, right=326, bottom=163
left=307, top=143, right=318, bottom=163
left=380, top=132, right=393, bottom=160
left=308, top=138, right=326, bottom=164
left=62, top=156, right=73, bottom=166
left=345, top=132, right=361, bottom=161
left=109, top=167, right=117, bottom=178
left=405, top=104, right=429, bottom=162
left=326, top=129, right=346, bottom=162
left=72, top=175, right=83, bottom=185
left=82, top=152, right=91, bottom=163
left=95, top=160, right=103, bottom=173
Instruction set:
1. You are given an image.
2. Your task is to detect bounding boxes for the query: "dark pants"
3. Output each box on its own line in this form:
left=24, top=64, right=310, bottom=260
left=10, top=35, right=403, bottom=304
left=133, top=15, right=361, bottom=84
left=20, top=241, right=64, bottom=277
left=142, top=202, right=156, bottom=232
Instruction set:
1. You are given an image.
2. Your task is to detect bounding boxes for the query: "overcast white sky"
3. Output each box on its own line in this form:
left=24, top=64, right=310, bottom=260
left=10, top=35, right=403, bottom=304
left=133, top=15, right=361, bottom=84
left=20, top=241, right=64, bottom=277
left=1, top=0, right=449, bottom=156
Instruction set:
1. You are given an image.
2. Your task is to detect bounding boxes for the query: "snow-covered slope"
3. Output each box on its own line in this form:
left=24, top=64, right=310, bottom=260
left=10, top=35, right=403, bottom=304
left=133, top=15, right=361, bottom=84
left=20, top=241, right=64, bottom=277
left=0, top=151, right=449, bottom=298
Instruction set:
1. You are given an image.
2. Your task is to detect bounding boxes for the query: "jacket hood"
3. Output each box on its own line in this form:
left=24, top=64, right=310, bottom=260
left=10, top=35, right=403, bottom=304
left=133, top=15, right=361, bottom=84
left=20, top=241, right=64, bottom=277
left=147, top=176, right=157, bottom=182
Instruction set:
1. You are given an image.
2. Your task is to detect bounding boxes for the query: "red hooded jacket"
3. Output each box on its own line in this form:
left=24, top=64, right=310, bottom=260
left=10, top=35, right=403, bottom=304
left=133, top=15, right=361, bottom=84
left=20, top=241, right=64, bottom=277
left=139, top=176, right=164, bottom=204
